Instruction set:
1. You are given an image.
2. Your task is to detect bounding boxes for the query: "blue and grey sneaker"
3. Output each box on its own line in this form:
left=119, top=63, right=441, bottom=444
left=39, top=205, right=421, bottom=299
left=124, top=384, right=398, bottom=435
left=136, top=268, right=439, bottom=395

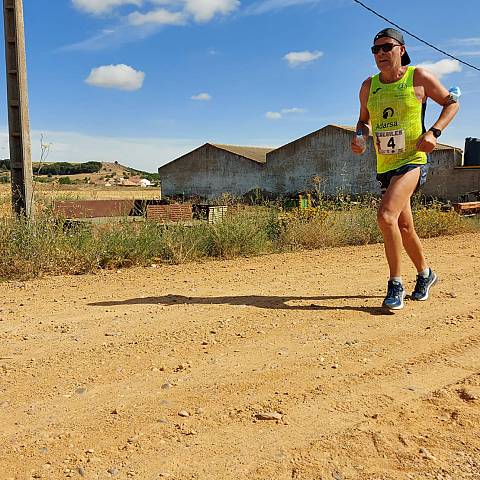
left=411, top=269, right=438, bottom=301
left=382, top=280, right=405, bottom=310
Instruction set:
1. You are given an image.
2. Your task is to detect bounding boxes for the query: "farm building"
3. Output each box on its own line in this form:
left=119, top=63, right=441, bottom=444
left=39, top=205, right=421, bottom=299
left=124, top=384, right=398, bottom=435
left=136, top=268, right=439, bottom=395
left=158, top=143, right=273, bottom=198
left=158, top=125, right=480, bottom=201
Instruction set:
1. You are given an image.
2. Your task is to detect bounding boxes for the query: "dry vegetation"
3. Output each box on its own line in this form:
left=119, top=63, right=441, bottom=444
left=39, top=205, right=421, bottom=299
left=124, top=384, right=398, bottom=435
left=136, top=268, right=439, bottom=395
left=0, top=184, right=160, bottom=217
left=0, top=197, right=477, bottom=282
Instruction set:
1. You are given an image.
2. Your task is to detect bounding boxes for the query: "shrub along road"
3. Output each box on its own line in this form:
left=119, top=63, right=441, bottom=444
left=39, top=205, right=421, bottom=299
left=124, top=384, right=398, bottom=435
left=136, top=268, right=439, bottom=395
left=0, top=233, right=479, bottom=479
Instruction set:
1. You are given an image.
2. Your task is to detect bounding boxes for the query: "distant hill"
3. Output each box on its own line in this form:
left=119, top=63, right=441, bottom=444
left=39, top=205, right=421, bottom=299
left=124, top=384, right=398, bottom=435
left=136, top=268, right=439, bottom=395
left=0, top=160, right=159, bottom=186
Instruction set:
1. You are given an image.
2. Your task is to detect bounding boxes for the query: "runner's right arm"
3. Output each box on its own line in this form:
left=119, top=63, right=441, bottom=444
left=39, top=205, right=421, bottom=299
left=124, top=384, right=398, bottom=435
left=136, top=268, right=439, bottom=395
left=352, top=78, right=372, bottom=154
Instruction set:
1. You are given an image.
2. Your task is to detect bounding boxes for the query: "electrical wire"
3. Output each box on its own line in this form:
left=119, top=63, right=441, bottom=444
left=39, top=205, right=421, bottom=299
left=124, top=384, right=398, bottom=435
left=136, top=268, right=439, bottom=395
left=352, top=0, right=480, bottom=72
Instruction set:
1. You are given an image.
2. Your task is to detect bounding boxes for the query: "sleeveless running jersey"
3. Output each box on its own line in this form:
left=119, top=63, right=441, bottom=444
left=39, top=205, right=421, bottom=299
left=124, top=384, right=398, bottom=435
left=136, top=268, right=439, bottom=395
left=367, top=66, right=427, bottom=174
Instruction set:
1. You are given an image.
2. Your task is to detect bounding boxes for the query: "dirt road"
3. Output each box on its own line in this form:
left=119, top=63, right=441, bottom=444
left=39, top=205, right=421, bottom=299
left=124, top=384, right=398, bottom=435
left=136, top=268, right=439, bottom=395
left=1, top=233, right=479, bottom=480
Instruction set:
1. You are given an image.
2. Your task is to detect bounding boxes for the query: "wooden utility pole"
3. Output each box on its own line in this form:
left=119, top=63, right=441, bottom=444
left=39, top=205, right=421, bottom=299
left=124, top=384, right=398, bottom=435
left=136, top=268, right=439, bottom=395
left=3, top=0, right=33, bottom=216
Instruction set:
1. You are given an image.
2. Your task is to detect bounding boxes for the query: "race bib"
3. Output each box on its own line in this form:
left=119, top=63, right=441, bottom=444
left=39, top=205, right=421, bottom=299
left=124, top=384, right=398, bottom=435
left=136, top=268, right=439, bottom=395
left=375, top=129, right=405, bottom=155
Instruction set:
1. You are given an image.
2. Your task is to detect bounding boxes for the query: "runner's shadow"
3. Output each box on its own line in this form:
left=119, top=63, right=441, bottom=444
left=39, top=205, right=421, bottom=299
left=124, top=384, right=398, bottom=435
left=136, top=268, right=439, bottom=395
left=90, top=294, right=393, bottom=316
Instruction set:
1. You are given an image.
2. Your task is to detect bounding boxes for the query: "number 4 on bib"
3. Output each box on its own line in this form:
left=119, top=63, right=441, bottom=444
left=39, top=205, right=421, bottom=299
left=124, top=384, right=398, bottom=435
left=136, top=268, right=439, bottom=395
left=376, top=129, right=405, bottom=155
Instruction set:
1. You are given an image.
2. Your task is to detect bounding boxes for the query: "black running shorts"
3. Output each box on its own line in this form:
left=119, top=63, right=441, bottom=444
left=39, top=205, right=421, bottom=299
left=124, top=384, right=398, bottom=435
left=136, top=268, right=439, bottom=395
left=376, top=162, right=429, bottom=195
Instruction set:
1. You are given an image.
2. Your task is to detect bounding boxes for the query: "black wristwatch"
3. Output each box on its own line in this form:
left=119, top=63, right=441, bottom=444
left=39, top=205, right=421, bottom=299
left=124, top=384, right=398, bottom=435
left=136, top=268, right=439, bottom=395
left=429, top=127, right=442, bottom=138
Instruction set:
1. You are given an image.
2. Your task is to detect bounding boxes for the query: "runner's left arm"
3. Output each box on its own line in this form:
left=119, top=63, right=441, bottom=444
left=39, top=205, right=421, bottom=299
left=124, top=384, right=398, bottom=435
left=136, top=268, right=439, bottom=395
left=416, top=67, right=460, bottom=153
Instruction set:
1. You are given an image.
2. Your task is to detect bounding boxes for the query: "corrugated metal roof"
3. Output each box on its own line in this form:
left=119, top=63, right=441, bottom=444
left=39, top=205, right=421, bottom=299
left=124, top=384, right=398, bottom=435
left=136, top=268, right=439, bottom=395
left=210, top=144, right=274, bottom=163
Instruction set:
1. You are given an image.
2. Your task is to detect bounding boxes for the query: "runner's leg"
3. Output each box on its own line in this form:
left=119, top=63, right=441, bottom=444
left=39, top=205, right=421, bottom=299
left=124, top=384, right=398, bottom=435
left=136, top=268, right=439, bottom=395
left=377, top=168, right=420, bottom=278
left=398, top=200, right=428, bottom=273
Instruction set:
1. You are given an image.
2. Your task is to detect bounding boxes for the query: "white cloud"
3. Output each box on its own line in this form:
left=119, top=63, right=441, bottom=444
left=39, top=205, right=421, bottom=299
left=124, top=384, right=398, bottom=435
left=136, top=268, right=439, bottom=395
left=452, top=51, right=480, bottom=57
left=72, top=0, right=142, bottom=15
left=416, top=59, right=462, bottom=79
left=450, top=37, right=480, bottom=47
left=265, top=107, right=306, bottom=120
left=68, top=0, right=240, bottom=50
left=283, top=50, right=323, bottom=67
left=246, top=0, right=343, bottom=15
left=265, top=111, right=282, bottom=120
left=281, top=107, right=306, bottom=114
left=127, top=8, right=186, bottom=25
left=73, top=0, right=239, bottom=21
left=85, top=64, right=145, bottom=91
left=190, top=92, right=212, bottom=101
left=184, top=0, right=240, bottom=22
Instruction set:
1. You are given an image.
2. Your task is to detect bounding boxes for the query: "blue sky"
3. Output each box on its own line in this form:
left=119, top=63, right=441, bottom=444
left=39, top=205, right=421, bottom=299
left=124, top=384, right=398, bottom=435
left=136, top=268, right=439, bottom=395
left=0, top=0, right=479, bottom=171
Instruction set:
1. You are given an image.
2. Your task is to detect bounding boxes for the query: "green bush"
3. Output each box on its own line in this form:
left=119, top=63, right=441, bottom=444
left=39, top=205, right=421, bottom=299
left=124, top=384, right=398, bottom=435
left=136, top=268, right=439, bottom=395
left=32, top=161, right=102, bottom=176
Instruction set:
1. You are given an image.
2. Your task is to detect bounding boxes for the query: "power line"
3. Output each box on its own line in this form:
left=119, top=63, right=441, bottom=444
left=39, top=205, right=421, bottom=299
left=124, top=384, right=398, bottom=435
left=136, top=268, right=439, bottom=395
left=352, top=0, right=480, bottom=73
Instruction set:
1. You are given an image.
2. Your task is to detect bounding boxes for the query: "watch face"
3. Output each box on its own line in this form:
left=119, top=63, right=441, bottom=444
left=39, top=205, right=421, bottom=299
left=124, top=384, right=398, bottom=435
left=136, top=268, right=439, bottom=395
left=430, top=128, right=441, bottom=138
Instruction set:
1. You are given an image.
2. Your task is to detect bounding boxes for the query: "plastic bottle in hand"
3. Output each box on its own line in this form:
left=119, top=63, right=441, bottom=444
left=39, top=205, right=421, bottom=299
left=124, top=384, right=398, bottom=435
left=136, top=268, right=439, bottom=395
left=448, top=86, right=461, bottom=102
left=355, top=130, right=366, bottom=154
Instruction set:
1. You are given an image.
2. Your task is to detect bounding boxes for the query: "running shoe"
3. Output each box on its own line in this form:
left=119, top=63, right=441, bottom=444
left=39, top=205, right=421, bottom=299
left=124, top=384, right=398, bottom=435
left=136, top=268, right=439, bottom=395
left=411, top=269, right=438, bottom=301
left=382, top=280, right=405, bottom=310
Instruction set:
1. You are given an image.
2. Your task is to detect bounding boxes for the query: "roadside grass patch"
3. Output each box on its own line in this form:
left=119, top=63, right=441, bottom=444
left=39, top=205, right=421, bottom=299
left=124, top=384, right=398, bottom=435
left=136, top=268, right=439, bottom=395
left=0, top=203, right=477, bottom=281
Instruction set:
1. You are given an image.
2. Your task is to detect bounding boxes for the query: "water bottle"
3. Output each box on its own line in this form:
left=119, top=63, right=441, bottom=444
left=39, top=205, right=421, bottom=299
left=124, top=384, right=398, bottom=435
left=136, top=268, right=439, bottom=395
left=355, top=130, right=366, bottom=153
left=449, top=86, right=461, bottom=102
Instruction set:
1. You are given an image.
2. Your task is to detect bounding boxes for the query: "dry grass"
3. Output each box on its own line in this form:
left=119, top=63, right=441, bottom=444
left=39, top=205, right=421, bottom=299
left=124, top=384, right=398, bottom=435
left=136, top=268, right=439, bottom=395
left=0, top=184, right=160, bottom=217
left=0, top=197, right=477, bottom=282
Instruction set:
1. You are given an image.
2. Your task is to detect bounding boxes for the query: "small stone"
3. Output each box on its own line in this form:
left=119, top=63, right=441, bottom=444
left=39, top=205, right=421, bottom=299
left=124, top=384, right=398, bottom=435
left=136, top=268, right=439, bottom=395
left=255, top=412, right=282, bottom=421
left=75, top=387, right=87, bottom=395
left=332, top=471, right=344, bottom=480
left=107, top=467, right=119, bottom=476
left=161, top=383, right=172, bottom=390
left=420, top=447, right=436, bottom=461
left=178, top=410, right=190, bottom=417
left=458, top=387, right=478, bottom=402
left=77, top=466, right=86, bottom=477
left=332, top=364, right=339, bottom=369
left=105, top=332, right=119, bottom=337
left=86, top=449, right=94, bottom=454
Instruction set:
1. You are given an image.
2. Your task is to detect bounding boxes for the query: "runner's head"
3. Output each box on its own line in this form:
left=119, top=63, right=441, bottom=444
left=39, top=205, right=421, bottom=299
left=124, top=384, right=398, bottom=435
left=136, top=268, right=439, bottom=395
left=372, top=28, right=411, bottom=71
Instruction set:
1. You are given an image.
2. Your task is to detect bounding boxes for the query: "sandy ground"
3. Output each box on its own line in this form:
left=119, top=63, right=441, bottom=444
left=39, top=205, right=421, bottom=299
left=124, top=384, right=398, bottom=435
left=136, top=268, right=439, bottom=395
left=1, top=233, right=479, bottom=480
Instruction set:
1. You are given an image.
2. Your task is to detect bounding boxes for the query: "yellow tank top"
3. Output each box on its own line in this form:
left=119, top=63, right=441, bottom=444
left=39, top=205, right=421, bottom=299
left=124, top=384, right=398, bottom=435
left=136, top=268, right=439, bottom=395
left=367, top=66, right=427, bottom=174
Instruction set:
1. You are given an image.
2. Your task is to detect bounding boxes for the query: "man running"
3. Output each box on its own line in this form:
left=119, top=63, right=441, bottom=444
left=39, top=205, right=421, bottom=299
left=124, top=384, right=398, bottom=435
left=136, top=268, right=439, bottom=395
left=351, top=28, right=459, bottom=310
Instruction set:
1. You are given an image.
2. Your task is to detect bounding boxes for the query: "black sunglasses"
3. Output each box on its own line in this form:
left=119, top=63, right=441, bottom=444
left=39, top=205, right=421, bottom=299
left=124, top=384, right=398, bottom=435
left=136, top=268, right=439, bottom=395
left=371, top=43, right=401, bottom=54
